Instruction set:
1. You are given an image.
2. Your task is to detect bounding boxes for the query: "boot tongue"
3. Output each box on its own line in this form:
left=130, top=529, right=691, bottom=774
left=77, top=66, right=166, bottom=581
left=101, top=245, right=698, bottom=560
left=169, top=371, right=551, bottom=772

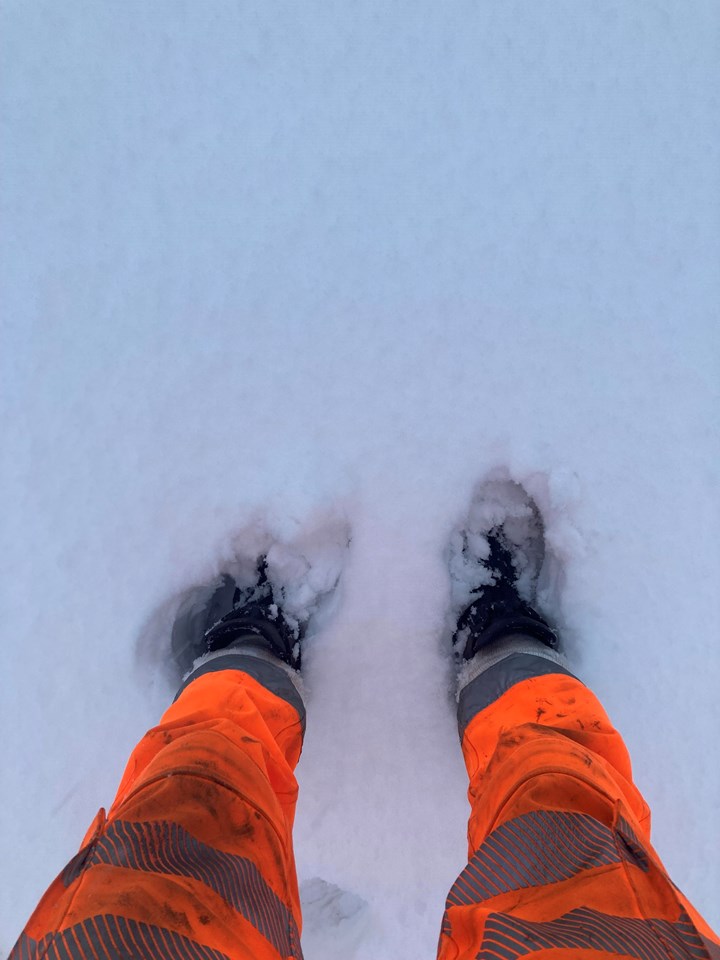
left=486, top=529, right=516, bottom=582
left=205, top=574, right=242, bottom=628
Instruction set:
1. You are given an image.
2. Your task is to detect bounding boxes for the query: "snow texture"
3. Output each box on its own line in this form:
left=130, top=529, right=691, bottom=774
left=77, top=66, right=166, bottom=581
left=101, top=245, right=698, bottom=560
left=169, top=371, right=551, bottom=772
left=2, top=1, right=719, bottom=957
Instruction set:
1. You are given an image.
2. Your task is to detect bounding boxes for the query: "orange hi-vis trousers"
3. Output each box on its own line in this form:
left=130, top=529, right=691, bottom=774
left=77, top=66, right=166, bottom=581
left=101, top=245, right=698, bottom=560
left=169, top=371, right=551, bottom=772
left=11, top=649, right=720, bottom=960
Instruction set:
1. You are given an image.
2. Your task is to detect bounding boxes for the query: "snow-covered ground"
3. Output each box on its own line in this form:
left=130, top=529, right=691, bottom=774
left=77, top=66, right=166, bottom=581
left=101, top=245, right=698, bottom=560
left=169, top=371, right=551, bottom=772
left=2, top=2, right=718, bottom=956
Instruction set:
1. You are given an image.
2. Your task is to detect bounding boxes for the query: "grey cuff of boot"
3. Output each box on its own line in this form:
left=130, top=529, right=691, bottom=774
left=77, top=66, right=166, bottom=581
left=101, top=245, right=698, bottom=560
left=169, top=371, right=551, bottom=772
left=457, top=634, right=578, bottom=740
left=175, top=643, right=306, bottom=733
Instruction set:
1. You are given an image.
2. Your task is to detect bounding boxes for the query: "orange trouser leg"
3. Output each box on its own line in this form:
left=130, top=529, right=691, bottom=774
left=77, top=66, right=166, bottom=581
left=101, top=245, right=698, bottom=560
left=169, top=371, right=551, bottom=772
left=437, top=662, right=720, bottom=960
left=11, top=661, right=305, bottom=960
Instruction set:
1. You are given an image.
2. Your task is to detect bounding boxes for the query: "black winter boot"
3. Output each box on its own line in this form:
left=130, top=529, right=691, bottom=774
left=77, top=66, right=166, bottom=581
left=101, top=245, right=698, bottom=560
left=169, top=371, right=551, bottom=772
left=171, top=559, right=301, bottom=675
left=453, top=528, right=558, bottom=661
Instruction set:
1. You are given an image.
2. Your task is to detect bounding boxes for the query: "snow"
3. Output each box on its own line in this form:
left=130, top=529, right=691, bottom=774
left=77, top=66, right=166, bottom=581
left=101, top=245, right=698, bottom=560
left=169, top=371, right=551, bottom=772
left=2, top=1, right=719, bottom=956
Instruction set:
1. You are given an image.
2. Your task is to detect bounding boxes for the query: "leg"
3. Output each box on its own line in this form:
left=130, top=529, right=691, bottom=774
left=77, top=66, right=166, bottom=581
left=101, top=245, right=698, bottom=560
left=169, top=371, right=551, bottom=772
left=439, top=639, right=719, bottom=960
left=439, top=516, right=719, bottom=960
left=11, top=572, right=308, bottom=960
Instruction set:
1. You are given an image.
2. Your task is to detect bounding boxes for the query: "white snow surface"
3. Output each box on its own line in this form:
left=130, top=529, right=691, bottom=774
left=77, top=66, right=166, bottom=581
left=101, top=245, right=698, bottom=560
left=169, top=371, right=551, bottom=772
left=2, top=2, right=719, bottom=956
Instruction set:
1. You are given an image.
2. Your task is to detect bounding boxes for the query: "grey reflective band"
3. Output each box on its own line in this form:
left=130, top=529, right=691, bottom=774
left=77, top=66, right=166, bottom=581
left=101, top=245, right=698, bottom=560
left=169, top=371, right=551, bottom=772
left=476, top=907, right=708, bottom=960
left=702, top=935, right=720, bottom=960
left=445, top=809, right=649, bottom=910
left=10, top=918, right=234, bottom=960
left=92, top=820, right=301, bottom=959
left=175, top=653, right=306, bottom=734
left=457, top=652, right=578, bottom=739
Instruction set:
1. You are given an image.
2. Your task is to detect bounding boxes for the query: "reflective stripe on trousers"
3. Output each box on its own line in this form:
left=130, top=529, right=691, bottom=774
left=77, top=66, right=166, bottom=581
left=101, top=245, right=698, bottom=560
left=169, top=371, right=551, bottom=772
left=11, top=666, right=305, bottom=960
left=438, top=663, right=720, bottom=960
left=10, top=657, right=720, bottom=960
